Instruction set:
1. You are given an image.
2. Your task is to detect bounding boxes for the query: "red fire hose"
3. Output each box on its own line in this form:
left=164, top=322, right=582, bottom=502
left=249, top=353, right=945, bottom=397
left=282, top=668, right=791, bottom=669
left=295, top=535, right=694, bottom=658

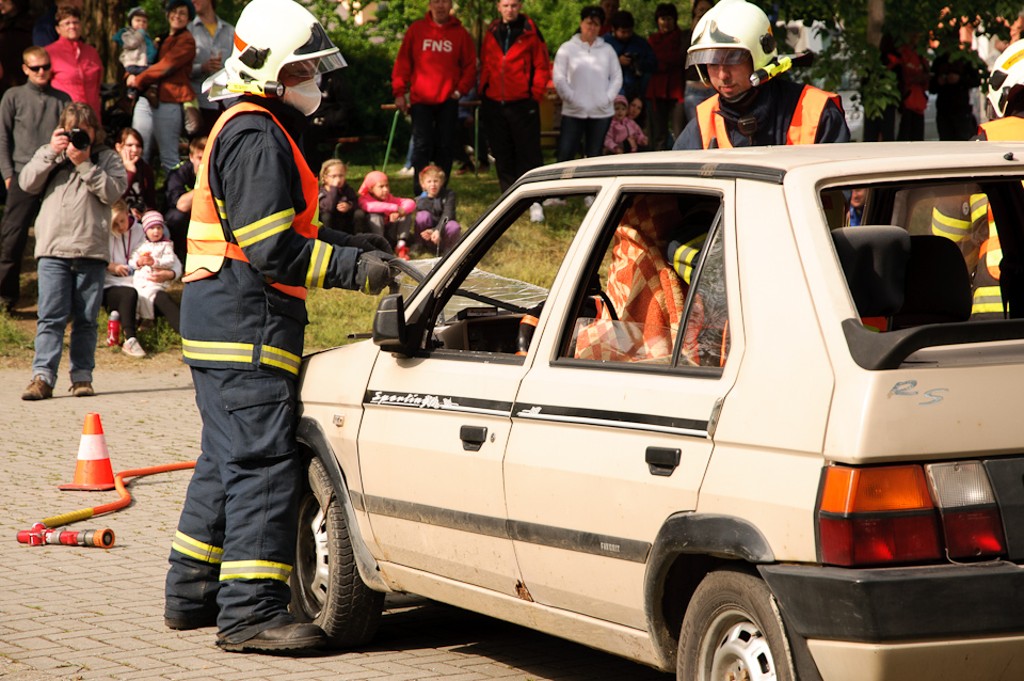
left=16, top=461, right=196, bottom=548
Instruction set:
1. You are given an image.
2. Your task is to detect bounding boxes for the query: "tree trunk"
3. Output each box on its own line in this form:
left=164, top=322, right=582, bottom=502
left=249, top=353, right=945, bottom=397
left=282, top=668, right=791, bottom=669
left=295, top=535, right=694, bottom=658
left=82, top=0, right=123, bottom=83
left=866, top=0, right=885, bottom=48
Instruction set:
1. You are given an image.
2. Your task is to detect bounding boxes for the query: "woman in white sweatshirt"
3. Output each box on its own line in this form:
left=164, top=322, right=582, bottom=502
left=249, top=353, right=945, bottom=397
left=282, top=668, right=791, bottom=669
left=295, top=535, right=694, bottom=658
left=552, top=5, right=623, bottom=162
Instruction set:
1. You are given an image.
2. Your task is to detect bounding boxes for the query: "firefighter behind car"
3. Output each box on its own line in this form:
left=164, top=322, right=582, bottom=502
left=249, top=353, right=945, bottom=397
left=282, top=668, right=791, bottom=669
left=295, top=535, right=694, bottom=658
left=672, top=0, right=850, bottom=150
left=164, top=0, right=394, bottom=655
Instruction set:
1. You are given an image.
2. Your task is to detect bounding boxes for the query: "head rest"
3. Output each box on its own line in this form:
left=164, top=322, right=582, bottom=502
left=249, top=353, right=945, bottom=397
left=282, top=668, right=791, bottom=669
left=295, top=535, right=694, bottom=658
left=831, top=226, right=910, bottom=318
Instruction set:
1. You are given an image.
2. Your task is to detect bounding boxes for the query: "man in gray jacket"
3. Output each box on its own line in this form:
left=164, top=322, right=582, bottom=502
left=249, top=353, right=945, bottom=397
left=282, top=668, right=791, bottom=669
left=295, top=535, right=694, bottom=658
left=0, top=45, right=70, bottom=314
left=20, top=101, right=126, bottom=400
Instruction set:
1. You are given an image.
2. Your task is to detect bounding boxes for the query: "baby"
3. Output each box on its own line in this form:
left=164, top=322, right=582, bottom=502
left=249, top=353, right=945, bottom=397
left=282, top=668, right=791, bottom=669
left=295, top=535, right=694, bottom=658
left=131, top=211, right=181, bottom=322
left=605, top=95, right=648, bottom=154
left=357, top=170, right=415, bottom=248
left=113, top=7, right=157, bottom=99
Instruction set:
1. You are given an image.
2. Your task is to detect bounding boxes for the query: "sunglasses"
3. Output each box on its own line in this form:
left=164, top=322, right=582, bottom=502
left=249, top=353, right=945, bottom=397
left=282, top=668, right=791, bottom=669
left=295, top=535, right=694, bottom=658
left=26, top=64, right=52, bottom=72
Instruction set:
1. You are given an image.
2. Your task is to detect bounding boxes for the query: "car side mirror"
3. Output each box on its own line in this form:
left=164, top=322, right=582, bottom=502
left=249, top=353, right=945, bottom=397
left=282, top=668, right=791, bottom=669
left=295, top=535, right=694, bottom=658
left=372, top=294, right=410, bottom=354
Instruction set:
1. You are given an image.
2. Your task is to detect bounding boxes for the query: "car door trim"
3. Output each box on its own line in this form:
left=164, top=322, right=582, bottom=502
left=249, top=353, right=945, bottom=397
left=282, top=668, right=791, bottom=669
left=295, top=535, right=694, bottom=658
left=353, top=491, right=651, bottom=563
left=513, top=402, right=709, bottom=438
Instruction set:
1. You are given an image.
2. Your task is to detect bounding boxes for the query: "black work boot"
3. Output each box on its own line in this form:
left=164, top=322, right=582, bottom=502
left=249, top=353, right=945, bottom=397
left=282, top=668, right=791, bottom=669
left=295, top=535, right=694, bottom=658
left=216, top=623, right=326, bottom=654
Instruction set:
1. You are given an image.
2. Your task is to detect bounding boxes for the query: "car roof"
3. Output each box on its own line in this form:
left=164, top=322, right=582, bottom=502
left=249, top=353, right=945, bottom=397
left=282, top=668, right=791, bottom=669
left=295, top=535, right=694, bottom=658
left=520, top=142, right=1024, bottom=186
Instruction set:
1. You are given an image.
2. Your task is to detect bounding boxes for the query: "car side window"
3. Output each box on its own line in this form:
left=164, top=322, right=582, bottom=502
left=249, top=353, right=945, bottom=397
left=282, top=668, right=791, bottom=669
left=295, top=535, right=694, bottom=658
left=418, top=194, right=589, bottom=357
left=561, top=192, right=723, bottom=368
left=677, top=225, right=729, bottom=367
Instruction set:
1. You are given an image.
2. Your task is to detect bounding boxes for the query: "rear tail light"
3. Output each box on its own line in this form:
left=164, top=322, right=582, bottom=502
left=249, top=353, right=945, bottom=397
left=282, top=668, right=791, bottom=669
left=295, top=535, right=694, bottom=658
left=817, top=462, right=1006, bottom=567
left=925, top=462, right=1005, bottom=560
left=818, top=465, right=941, bottom=566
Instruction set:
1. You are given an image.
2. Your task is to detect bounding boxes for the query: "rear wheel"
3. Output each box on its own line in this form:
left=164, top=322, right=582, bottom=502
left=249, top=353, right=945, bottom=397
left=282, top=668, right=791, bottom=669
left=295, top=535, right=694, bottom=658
left=677, top=567, right=794, bottom=681
left=291, top=456, right=384, bottom=647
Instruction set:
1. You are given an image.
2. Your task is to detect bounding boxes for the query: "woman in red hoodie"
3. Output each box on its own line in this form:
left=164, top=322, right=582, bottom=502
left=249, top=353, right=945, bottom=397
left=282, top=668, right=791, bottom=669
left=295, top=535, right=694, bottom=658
left=391, top=0, right=476, bottom=196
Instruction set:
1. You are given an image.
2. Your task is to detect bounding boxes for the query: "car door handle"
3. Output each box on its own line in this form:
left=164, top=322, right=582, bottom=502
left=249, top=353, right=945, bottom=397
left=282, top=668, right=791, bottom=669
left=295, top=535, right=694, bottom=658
left=646, top=447, right=680, bottom=476
left=460, top=425, right=488, bottom=452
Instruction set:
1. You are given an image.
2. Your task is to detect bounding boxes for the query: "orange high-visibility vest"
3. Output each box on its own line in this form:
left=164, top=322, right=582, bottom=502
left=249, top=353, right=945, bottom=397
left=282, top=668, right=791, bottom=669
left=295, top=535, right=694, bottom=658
left=183, top=101, right=319, bottom=300
left=978, top=116, right=1024, bottom=141
left=695, top=85, right=840, bottom=149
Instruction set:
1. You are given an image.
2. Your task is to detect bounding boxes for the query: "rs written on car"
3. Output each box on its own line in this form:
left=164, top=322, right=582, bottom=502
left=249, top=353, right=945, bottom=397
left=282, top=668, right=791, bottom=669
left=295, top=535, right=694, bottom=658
left=295, top=142, right=1024, bottom=681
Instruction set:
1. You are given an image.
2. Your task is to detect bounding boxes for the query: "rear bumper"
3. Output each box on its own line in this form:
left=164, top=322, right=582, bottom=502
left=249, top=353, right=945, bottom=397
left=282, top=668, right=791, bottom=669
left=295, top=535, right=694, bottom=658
left=760, top=561, right=1024, bottom=641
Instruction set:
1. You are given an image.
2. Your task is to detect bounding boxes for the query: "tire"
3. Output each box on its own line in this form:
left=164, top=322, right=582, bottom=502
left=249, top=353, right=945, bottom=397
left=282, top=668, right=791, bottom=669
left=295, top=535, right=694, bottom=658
left=291, top=456, right=384, bottom=647
left=677, top=567, right=795, bottom=681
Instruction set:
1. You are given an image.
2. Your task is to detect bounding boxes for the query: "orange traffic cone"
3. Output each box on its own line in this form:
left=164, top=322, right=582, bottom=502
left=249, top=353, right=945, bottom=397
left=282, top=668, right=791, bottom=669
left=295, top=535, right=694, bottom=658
left=59, top=413, right=116, bottom=491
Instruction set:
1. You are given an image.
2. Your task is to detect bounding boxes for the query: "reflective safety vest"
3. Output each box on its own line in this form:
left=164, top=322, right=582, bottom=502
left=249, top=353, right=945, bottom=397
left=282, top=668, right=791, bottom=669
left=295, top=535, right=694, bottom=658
left=978, top=117, right=1024, bottom=141
left=183, top=101, right=319, bottom=300
left=930, top=193, right=988, bottom=243
left=695, top=85, right=840, bottom=149
left=973, top=205, right=1004, bottom=318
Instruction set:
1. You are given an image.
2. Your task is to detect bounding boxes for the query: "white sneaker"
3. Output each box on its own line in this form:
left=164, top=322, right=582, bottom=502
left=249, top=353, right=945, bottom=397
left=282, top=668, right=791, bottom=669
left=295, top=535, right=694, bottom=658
left=396, top=166, right=415, bottom=177
left=122, top=336, right=146, bottom=358
left=529, top=202, right=545, bottom=223
left=584, top=195, right=595, bottom=208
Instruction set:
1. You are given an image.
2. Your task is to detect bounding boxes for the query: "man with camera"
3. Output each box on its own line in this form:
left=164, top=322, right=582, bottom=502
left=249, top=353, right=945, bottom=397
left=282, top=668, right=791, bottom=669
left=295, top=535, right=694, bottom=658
left=0, top=45, right=70, bottom=314
left=19, top=101, right=125, bottom=400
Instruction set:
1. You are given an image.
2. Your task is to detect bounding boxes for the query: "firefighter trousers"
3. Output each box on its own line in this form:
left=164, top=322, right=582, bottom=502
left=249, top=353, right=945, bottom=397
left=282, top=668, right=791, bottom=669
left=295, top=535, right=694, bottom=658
left=165, top=366, right=302, bottom=643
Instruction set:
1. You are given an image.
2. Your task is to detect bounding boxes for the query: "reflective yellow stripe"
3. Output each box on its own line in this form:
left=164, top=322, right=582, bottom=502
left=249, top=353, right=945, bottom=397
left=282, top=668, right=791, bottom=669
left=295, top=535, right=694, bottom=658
left=970, top=194, right=988, bottom=224
left=234, top=208, right=295, bottom=248
left=973, top=286, right=1004, bottom=314
left=305, top=240, right=332, bottom=289
left=672, top=233, right=708, bottom=284
left=219, top=559, right=292, bottom=582
left=930, top=207, right=970, bottom=242
left=182, top=338, right=255, bottom=364
left=259, top=345, right=301, bottom=375
left=189, top=220, right=226, bottom=239
left=171, top=530, right=224, bottom=564
left=214, top=196, right=227, bottom=220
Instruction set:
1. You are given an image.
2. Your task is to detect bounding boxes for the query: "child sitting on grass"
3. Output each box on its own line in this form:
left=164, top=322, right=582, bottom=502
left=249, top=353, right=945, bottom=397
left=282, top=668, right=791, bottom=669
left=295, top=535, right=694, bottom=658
left=357, top=170, right=415, bottom=248
left=319, top=158, right=360, bottom=235
left=410, top=165, right=461, bottom=256
left=130, top=211, right=181, bottom=333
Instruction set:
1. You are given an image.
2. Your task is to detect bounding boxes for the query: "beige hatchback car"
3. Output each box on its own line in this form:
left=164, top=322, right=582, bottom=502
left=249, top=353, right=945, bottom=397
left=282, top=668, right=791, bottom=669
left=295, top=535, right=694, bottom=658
left=295, top=142, right=1024, bottom=681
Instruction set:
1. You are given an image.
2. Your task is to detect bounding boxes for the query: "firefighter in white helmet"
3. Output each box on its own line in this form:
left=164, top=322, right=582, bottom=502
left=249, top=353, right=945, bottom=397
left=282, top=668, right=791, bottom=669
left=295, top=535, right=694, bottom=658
left=672, top=0, right=849, bottom=149
left=165, top=0, right=393, bottom=655
left=976, top=39, right=1024, bottom=140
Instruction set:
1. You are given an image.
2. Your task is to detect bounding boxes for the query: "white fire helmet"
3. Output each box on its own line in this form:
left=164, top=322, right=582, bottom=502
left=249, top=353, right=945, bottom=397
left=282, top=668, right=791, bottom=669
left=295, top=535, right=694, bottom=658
left=686, top=0, right=778, bottom=85
left=988, top=39, right=1024, bottom=119
left=204, top=0, right=346, bottom=115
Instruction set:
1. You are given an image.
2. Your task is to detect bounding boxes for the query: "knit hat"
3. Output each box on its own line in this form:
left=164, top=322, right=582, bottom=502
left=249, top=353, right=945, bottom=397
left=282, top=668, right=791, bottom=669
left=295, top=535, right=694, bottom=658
left=128, top=6, right=147, bottom=20
left=141, top=210, right=165, bottom=231
left=358, top=170, right=389, bottom=197
left=614, top=95, right=628, bottom=107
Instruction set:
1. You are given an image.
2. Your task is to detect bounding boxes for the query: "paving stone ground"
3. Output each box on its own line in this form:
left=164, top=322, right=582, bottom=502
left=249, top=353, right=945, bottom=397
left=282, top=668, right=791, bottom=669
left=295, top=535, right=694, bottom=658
left=0, top=362, right=672, bottom=681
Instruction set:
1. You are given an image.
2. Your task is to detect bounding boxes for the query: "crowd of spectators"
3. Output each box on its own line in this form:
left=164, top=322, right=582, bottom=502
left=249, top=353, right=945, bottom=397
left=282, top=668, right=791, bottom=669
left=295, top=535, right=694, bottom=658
left=0, top=0, right=236, bottom=380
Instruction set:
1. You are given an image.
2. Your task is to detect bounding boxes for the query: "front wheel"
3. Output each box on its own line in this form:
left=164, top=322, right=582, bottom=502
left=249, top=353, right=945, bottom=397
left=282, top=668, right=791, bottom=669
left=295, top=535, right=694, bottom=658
left=677, top=567, right=794, bottom=681
left=291, top=456, right=384, bottom=647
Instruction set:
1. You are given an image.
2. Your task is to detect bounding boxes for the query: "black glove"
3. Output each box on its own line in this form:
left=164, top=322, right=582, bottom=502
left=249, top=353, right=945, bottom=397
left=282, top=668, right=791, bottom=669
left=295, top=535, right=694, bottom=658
left=356, top=251, right=395, bottom=295
left=347, top=233, right=394, bottom=255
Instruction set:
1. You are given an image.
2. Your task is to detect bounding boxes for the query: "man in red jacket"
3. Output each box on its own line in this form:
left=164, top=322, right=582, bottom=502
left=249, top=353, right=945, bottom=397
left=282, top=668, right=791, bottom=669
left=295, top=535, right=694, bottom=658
left=479, top=0, right=550, bottom=195
left=392, top=0, right=476, bottom=196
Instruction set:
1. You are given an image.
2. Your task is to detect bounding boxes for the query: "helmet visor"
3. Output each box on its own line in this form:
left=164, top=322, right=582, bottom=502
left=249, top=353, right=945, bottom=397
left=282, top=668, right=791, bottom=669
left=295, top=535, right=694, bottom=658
left=279, top=51, right=346, bottom=85
left=687, top=47, right=751, bottom=68
left=279, top=22, right=347, bottom=74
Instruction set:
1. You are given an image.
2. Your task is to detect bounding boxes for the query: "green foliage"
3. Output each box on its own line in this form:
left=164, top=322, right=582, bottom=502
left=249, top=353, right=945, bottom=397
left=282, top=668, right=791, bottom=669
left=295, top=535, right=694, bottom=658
left=0, top=311, right=32, bottom=356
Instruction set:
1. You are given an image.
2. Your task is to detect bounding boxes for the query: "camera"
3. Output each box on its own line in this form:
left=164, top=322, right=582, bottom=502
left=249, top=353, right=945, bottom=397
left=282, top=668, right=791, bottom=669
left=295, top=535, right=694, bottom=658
left=61, top=128, right=91, bottom=150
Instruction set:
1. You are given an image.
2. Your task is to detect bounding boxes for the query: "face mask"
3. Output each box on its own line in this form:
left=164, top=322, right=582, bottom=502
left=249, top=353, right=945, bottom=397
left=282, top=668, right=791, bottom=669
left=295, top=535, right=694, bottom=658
left=281, top=79, right=321, bottom=116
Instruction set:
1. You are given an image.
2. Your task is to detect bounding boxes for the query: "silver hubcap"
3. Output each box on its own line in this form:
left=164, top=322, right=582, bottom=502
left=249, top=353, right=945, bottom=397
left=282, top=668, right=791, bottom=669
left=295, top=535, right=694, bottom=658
left=306, top=506, right=330, bottom=607
left=705, top=612, right=776, bottom=681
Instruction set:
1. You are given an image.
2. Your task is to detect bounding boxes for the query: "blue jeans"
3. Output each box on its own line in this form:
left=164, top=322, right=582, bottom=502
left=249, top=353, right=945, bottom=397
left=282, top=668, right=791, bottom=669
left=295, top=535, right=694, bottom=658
left=33, top=257, right=105, bottom=386
left=557, top=115, right=611, bottom=163
left=132, top=97, right=184, bottom=173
